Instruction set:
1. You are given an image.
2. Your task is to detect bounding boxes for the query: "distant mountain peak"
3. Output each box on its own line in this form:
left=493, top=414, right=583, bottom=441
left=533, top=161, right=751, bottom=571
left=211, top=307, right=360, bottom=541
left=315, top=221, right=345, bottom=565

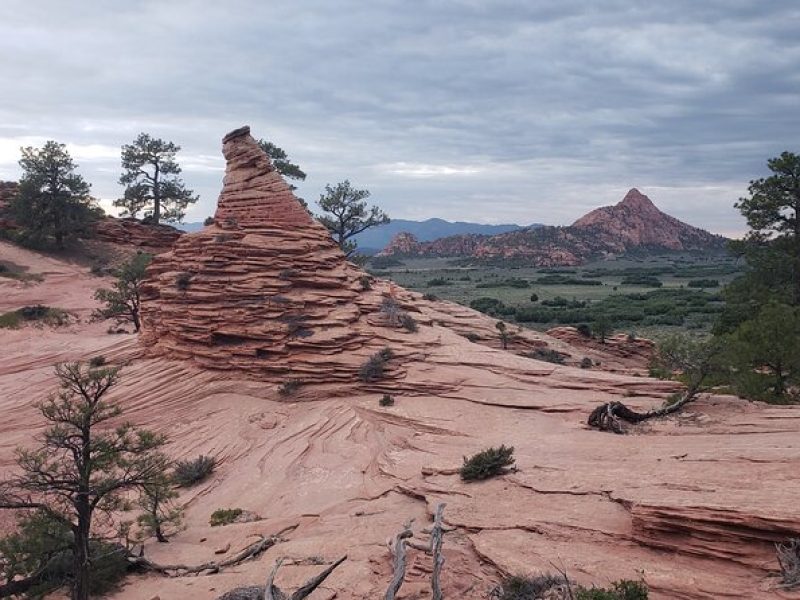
left=379, top=189, right=726, bottom=263
left=618, top=188, right=655, bottom=209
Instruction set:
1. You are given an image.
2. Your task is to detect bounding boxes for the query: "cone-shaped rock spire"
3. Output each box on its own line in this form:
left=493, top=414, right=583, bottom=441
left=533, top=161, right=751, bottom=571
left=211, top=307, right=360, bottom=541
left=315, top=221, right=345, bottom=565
left=139, top=127, right=404, bottom=382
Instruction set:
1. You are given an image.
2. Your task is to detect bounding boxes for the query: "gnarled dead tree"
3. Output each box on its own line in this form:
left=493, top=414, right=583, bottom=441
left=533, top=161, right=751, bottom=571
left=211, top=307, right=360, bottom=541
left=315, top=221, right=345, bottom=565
left=588, top=333, right=721, bottom=434
left=385, top=503, right=448, bottom=600
left=130, top=527, right=295, bottom=577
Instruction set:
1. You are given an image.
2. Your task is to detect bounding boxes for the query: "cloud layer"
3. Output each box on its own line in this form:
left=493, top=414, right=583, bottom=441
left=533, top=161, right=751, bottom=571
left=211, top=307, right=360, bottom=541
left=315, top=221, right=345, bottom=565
left=1, top=0, right=798, bottom=235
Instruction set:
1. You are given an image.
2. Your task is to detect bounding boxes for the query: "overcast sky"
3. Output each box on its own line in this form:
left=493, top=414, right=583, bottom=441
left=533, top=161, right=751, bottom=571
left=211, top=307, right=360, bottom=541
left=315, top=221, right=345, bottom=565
left=1, top=1, right=798, bottom=235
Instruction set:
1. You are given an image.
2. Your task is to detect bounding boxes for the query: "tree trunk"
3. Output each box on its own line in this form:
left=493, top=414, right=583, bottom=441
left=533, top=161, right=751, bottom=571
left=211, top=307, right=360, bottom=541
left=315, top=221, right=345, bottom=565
left=153, top=163, right=161, bottom=224
left=72, top=504, right=91, bottom=600
left=132, top=309, right=141, bottom=332
left=155, top=524, right=167, bottom=543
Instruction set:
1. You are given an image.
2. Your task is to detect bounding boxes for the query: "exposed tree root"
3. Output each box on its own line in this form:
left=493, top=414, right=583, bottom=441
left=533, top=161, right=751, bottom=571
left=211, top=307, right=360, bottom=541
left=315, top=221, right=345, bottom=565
left=129, top=526, right=295, bottom=576
left=588, top=388, right=699, bottom=434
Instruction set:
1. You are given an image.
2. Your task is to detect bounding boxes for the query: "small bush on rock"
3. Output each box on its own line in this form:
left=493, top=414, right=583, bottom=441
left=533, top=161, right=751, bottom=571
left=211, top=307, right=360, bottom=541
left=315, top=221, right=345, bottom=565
left=575, top=580, right=648, bottom=599
left=174, top=455, right=216, bottom=487
left=398, top=312, right=418, bottom=332
left=175, top=272, right=192, bottom=290
left=359, top=275, right=372, bottom=291
left=492, top=574, right=569, bottom=600
left=379, top=394, right=395, bottom=406
left=278, top=379, right=302, bottom=396
left=776, top=538, right=800, bottom=589
left=209, top=508, right=243, bottom=527
left=580, top=357, right=593, bottom=369
left=204, top=216, right=215, bottom=226
left=89, top=355, right=107, bottom=368
left=577, top=323, right=592, bottom=337
left=524, top=348, right=567, bottom=365
left=359, top=347, right=394, bottom=382
left=460, top=445, right=515, bottom=481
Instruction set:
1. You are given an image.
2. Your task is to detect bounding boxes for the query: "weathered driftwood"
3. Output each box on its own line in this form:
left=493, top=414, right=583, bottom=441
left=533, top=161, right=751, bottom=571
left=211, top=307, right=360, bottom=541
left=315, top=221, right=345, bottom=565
left=385, top=521, right=414, bottom=600
left=264, top=555, right=347, bottom=600
left=588, top=388, right=699, bottom=434
left=430, top=503, right=446, bottom=600
left=130, top=528, right=293, bottom=576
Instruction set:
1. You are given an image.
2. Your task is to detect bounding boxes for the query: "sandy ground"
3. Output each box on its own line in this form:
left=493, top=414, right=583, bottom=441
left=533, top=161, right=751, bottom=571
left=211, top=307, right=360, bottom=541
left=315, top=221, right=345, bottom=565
left=1, top=240, right=799, bottom=600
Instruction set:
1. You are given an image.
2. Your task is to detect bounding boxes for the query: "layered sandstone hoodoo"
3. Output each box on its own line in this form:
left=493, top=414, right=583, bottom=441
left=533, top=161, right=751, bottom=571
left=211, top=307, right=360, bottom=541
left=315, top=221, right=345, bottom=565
left=93, top=216, right=183, bottom=249
left=140, top=126, right=404, bottom=382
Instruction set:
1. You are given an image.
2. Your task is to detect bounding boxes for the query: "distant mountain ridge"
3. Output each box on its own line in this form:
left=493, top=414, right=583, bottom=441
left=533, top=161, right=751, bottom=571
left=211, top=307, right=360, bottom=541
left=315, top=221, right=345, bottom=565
left=380, top=189, right=727, bottom=265
left=180, top=217, right=533, bottom=253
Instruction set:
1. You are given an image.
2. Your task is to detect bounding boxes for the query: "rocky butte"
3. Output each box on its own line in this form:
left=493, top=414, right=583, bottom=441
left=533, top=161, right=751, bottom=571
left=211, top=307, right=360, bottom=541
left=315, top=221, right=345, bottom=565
left=0, top=128, right=798, bottom=600
left=379, top=188, right=727, bottom=265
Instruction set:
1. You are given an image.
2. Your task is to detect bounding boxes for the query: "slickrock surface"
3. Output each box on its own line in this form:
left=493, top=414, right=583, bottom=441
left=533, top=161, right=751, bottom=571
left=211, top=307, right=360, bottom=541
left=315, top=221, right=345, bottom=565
left=1, top=133, right=799, bottom=600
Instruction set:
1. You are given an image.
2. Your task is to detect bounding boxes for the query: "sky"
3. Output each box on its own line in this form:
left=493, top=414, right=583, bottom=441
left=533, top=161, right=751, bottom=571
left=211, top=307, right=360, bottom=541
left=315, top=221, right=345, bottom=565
left=1, top=1, right=798, bottom=236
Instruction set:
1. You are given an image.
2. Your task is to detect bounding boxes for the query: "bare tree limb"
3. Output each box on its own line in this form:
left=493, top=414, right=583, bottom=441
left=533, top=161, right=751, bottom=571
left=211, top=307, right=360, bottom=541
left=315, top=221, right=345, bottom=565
left=385, top=521, right=414, bottom=600
left=430, top=503, right=446, bottom=600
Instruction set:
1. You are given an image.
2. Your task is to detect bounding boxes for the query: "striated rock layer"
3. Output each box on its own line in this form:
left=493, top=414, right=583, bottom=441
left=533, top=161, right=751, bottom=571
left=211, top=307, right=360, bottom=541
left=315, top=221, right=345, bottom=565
left=140, top=127, right=408, bottom=382
left=93, top=216, right=183, bottom=249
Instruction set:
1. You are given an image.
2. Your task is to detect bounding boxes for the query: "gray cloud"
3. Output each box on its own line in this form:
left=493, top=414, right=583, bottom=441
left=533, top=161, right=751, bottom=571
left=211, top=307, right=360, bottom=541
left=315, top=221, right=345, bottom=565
left=1, top=0, right=798, bottom=236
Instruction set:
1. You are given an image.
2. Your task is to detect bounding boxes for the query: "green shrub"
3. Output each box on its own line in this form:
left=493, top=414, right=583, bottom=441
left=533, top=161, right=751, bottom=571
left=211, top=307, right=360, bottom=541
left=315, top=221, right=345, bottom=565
left=620, top=275, right=663, bottom=287
left=359, top=347, right=394, bottom=382
left=204, top=216, right=215, bottom=226
left=687, top=279, right=719, bottom=288
left=577, top=323, right=592, bottom=337
left=493, top=574, right=568, bottom=600
left=174, top=455, right=216, bottom=487
left=426, top=277, right=452, bottom=287
left=398, top=312, right=418, bottom=332
left=575, top=579, right=648, bottom=599
left=89, top=355, right=107, bottom=368
left=580, top=357, right=593, bottom=369
left=524, top=348, right=567, bottom=364
left=463, top=332, right=481, bottom=342
left=209, top=508, right=243, bottom=527
left=460, top=445, right=515, bottom=481
left=379, top=394, right=395, bottom=406
left=359, top=275, right=372, bottom=290
left=0, top=305, right=70, bottom=329
left=529, top=293, right=539, bottom=302
left=422, top=292, right=439, bottom=301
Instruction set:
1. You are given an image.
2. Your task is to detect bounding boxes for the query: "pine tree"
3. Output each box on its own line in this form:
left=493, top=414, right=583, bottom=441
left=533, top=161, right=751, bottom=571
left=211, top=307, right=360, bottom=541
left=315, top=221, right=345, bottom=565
left=317, top=180, right=389, bottom=257
left=12, top=141, right=99, bottom=248
left=115, top=133, right=198, bottom=223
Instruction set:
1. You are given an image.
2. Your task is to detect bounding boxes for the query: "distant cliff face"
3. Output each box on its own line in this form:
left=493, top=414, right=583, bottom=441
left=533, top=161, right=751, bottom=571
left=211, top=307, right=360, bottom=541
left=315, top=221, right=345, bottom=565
left=380, top=189, right=727, bottom=264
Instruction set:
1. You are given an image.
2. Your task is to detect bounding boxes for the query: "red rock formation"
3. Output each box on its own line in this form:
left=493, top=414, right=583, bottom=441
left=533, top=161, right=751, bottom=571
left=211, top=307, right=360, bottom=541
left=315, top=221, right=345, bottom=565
left=93, top=217, right=183, bottom=249
left=379, top=231, right=422, bottom=256
left=379, top=231, right=486, bottom=257
left=546, top=326, right=656, bottom=367
left=572, top=188, right=725, bottom=252
left=379, top=189, right=726, bottom=265
left=140, top=126, right=409, bottom=382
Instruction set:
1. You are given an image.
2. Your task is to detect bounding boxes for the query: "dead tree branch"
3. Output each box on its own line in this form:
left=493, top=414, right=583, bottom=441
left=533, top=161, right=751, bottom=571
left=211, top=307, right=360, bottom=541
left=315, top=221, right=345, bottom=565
left=430, top=503, right=446, bottom=600
left=263, top=555, right=347, bottom=600
left=129, top=529, right=292, bottom=576
left=588, top=387, right=701, bottom=434
left=385, top=520, right=414, bottom=600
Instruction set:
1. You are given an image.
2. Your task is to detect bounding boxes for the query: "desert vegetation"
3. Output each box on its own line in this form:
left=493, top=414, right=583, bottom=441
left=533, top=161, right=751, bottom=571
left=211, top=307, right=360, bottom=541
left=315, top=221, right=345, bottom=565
left=173, top=455, right=216, bottom=487
left=460, top=445, right=516, bottom=481
left=0, top=305, right=70, bottom=329
left=93, top=252, right=152, bottom=332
